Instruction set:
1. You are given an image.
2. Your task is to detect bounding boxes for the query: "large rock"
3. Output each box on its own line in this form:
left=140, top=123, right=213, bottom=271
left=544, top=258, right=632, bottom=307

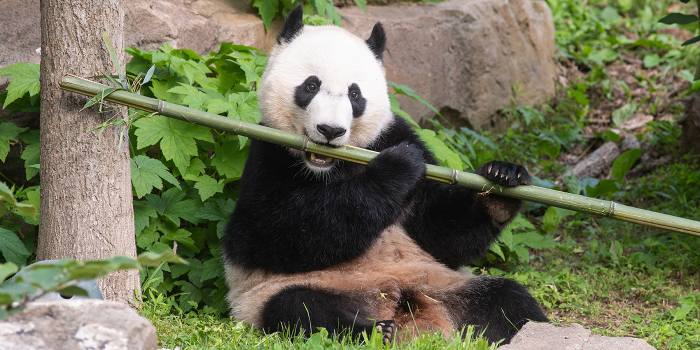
left=499, top=322, right=656, bottom=350
left=124, top=0, right=280, bottom=54
left=0, top=300, right=157, bottom=350
left=339, top=0, right=557, bottom=129
left=0, top=0, right=41, bottom=85
left=0, top=0, right=555, bottom=127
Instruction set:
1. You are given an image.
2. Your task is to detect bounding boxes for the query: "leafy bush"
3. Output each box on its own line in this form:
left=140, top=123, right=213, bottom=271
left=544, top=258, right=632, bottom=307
left=0, top=251, right=185, bottom=320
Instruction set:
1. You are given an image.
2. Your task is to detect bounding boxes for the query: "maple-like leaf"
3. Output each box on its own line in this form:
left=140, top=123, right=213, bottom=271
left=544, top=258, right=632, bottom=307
left=133, top=115, right=213, bottom=174
left=131, top=155, right=181, bottom=198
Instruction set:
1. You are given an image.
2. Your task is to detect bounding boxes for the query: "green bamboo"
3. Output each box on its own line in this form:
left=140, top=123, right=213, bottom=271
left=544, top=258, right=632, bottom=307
left=60, top=74, right=700, bottom=237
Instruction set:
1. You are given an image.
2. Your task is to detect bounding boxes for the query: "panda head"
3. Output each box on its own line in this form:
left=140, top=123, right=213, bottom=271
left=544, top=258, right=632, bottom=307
left=259, top=6, right=393, bottom=174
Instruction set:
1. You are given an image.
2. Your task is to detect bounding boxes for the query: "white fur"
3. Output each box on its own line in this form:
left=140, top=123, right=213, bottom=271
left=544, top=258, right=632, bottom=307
left=259, top=25, right=394, bottom=173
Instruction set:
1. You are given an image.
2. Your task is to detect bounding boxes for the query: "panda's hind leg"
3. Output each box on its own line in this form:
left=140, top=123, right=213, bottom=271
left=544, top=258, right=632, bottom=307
left=451, top=276, right=548, bottom=345
left=261, top=285, right=394, bottom=342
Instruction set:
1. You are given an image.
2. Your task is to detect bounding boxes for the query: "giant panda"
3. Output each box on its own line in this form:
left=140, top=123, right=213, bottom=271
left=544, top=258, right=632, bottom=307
left=222, top=6, right=548, bottom=345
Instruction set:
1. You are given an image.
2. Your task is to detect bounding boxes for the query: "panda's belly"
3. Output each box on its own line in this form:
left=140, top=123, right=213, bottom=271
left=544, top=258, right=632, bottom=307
left=224, top=225, right=472, bottom=328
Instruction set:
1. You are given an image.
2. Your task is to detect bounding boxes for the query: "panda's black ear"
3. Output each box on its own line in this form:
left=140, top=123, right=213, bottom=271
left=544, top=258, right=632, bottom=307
left=278, top=5, right=305, bottom=44
left=366, top=23, right=386, bottom=61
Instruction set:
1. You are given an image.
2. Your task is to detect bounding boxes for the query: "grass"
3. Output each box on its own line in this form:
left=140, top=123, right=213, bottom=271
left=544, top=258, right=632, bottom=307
left=139, top=0, right=700, bottom=349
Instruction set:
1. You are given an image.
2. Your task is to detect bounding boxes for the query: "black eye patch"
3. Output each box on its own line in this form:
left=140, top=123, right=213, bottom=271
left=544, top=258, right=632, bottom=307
left=294, top=76, right=322, bottom=109
left=348, top=83, right=366, bottom=118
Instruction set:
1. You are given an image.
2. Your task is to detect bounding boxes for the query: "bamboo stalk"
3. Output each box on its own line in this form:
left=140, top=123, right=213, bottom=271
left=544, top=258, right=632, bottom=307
left=60, top=74, right=700, bottom=236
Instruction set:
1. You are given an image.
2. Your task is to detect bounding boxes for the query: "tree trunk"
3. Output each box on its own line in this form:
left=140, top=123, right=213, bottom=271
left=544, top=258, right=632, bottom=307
left=38, top=0, right=138, bottom=303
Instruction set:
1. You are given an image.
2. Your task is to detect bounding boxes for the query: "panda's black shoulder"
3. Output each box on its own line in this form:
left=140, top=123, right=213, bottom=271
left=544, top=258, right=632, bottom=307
left=369, top=115, right=438, bottom=165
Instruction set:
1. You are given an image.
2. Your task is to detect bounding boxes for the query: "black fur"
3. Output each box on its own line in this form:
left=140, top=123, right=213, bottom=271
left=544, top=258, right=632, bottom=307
left=348, top=83, right=366, bottom=118
left=295, top=76, right=322, bottom=109
left=261, top=285, right=390, bottom=339
left=222, top=114, right=527, bottom=273
left=222, top=118, right=425, bottom=274
left=365, top=23, right=386, bottom=61
left=449, top=276, right=549, bottom=344
left=223, top=116, right=547, bottom=343
left=278, top=6, right=305, bottom=44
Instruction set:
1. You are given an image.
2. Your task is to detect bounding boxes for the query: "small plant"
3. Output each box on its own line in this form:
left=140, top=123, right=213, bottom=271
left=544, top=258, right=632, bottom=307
left=0, top=251, right=186, bottom=320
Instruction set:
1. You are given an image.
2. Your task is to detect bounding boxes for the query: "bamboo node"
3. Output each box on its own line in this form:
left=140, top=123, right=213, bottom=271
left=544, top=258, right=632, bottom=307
left=157, top=100, right=165, bottom=115
left=302, top=136, right=310, bottom=152
left=451, top=169, right=458, bottom=185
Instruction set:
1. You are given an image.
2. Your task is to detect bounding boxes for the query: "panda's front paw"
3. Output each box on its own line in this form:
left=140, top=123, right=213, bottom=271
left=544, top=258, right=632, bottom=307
left=375, top=320, right=396, bottom=345
left=368, top=141, right=426, bottom=185
left=475, top=161, right=531, bottom=187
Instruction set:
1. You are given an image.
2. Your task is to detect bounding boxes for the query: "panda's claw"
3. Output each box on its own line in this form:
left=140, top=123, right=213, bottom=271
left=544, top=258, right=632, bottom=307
left=376, top=320, right=396, bottom=345
left=475, top=161, right=531, bottom=187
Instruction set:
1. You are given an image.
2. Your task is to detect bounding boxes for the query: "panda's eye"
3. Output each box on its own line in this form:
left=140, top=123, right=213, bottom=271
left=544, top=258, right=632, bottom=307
left=350, top=91, right=359, bottom=100
left=306, top=83, right=317, bottom=92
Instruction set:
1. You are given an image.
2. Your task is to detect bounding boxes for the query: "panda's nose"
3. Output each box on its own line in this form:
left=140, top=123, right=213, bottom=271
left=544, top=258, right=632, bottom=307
left=316, top=124, right=346, bottom=141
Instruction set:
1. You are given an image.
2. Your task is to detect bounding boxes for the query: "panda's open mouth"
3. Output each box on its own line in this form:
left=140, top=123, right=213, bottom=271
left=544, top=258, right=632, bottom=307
left=305, top=152, right=336, bottom=168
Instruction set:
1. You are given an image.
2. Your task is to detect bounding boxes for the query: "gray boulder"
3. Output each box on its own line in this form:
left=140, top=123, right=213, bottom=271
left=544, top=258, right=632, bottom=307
left=0, top=0, right=556, bottom=128
left=0, top=300, right=157, bottom=350
left=339, top=0, right=557, bottom=129
left=499, top=322, right=656, bottom=350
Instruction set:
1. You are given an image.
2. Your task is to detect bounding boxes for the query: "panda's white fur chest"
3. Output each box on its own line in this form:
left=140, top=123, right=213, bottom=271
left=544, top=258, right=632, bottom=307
left=224, top=225, right=473, bottom=336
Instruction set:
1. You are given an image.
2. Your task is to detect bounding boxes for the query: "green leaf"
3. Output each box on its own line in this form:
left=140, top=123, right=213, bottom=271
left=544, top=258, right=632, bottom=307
left=542, top=206, right=561, bottom=234
left=388, top=94, right=419, bottom=127
left=596, top=48, right=618, bottom=63
left=136, top=226, right=159, bottom=250
left=137, top=250, right=188, bottom=267
left=228, top=92, right=261, bottom=123
left=201, top=258, right=224, bottom=283
left=488, top=242, right=505, bottom=261
left=353, top=0, right=367, bottom=13
left=325, top=2, right=342, bottom=25
left=416, top=129, right=463, bottom=170
left=0, top=262, right=18, bottom=284
left=570, top=90, right=589, bottom=105
left=102, top=32, right=128, bottom=90
left=150, top=78, right=185, bottom=104
left=144, top=188, right=202, bottom=226
left=513, top=231, right=556, bottom=250
left=658, top=13, right=698, bottom=25
left=133, top=115, right=213, bottom=174
left=513, top=245, right=530, bottom=262
left=388, top=81, right=442, bottom=118
left=20, top=266, right=64, bottom=290
left=611, top=149, right=643, bottom=180
left=0, top=123, right=28, bottom=162
left=143, top=65, right=156, bottom=85
left=0, top=63, right=41, bottom=108
left=134, top=200, right=158, bottom=235
left=643, top=54, right=661, bottom=68
left=131, top=155, right=181, bottom=198
left=682, top=35, right=700, bottom=47
left=20, top=130, right=40, bottom=180
left=161, top=228, right=199, bottom=253
left=253, top=0, right=279, bottom=32
left=0, top=182, right=37, bottom=220
left=191, top=175, right=225, bottom=201
left=57, top=285, right=89, bottom=298
left=211, top=138, right=249, bottom=179
left=196, top=198, right=236, bottom=238
left=0, top=227, right=30, bottom=266
left=173, top=280, right=205, bottom=312
left=586, top=179, right=619, bottom=198
left=168, top=84, right=210, bottom=111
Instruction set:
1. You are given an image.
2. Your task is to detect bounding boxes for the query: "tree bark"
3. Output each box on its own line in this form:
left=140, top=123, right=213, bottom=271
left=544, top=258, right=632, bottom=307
left=38, top=0, right=138, bottom=303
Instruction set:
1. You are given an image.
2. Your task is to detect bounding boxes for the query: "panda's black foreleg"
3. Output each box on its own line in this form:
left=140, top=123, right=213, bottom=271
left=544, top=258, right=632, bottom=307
left=261, top=285, right=394, bottom=342
left=451, top=276, right=548, bottom=345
